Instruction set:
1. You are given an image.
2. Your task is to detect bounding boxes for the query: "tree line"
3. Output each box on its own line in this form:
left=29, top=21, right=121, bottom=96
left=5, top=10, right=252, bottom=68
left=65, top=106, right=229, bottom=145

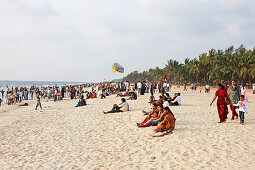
left=122, top=45, right=255, bottom=87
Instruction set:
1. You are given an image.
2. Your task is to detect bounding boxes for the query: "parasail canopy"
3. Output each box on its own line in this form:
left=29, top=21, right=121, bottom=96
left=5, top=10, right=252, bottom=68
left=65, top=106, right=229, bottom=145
left=112, top=63, right=124, bottom=73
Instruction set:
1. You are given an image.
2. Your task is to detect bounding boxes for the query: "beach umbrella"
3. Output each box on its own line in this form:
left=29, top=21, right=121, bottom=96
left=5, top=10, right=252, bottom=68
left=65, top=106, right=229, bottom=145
left=112, top=63, right=124, bottom=73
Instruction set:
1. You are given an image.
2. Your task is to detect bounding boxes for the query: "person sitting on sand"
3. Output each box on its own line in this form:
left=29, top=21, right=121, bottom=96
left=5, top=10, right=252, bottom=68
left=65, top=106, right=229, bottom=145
left=128, top=92, right=137, bottom=100
left=88, top=92, right=92, bottom=99
left=171, top=93, right=181, bottom=106
left=156, top=96, right=164, bottom=105
left=103, top=98, right=129, bottom=114
left=139, top=103, right=159, bottom=125
left=142, top=102, right=159, bottom=115
left=165, top=93, right=172, bottom=103
left=149, top=95, right=156, bottom=105
left=163, top=97, right=170, bottom=107
left=172, top=93, right=177, bottom=100
left=138, top=104, right=165, bottom=127
left=154, top=107, right=175, bottom=133
left=92, top=92, right=97, bottom=98
left=76, top=97, right=87, bottom=107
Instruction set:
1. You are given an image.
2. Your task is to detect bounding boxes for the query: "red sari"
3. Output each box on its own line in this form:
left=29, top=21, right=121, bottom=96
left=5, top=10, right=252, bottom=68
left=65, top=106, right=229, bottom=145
left=216, top=90, right=228, bottom=122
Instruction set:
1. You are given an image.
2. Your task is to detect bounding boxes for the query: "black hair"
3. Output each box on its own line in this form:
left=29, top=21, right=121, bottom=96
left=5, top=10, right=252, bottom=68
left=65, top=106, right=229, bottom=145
left=240, top=95, right=244, bottom=98
left=163, top=107, right=176, bottom=122
left=158, top=104, right=163, bottom=108
left=159, top=96, right=163, bottom=99
left=153, top=103, right=158, bottom=107
left=217, top=83, right=225, bottom=90
left=177, top=93, right=180, bottom=96
left=121, top=98, right=126, bottom=102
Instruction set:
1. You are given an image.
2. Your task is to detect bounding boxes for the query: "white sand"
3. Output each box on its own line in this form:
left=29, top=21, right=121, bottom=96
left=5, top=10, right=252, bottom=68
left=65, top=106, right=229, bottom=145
left=0, top=88, right=255, bottom=169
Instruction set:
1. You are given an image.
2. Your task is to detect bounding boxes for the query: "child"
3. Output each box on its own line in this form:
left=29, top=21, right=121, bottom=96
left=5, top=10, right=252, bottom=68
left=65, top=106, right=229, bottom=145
left=237, top=95, right=247, bottom=125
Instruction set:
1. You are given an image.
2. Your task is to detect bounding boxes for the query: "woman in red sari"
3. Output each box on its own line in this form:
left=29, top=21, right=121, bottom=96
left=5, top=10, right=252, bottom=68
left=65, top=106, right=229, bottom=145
left=210, top=83, right=232, bottom=123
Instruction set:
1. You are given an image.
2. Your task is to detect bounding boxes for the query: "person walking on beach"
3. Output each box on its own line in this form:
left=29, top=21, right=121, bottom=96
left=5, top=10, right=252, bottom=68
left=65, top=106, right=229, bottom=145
left=210, top=83, right=231, bottom=123
left=240, top=83, right=248, bottom=103
left=1, top=90, right=4, bottom=98
left=184, top=83, right=187, bottom=91
left=35, top=91, right=42, bottom=110
left=236, top=95, right=247, bottom=125
left=227, top=80, right=241, bottom=120
left=137, top=81, right=142, bottom=94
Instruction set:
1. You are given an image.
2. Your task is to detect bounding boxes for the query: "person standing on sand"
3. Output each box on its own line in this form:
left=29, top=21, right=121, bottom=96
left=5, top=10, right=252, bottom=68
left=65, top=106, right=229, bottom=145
left=227, top=80, right=241, bottom=120
left=35, top=91, right=42, bottom=110
left=210, top=83, right=231, bottom=123
left=1, top=90, right=4, bottom=98
left=236, top=95, right=248, bottom=125
left=184, top=83, right=187, bottom=91
left=240, top=83, right=248, bottom=103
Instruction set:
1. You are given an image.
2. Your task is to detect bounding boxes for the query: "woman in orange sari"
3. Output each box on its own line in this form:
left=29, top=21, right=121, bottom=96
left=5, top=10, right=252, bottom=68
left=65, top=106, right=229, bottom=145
left=210, top=83, right=232, bottom=123
left=138, top=103, right=159, bottom=125
left=154, top=107, right=175, bottom=132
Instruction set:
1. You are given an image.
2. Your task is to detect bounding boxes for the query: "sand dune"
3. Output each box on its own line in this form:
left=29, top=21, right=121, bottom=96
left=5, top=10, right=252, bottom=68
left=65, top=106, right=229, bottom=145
left=0, top=88, right=254, bottom=169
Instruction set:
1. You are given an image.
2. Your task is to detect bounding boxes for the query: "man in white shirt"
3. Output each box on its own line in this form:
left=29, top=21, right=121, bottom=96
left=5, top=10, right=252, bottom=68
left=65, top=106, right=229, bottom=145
left=103, top=98, right=129, bottom=114
left=163, top=97, right=170, bottom=107
left=205, top=85, right=210, bottom=93
left=137, top=81, right=142, bottom=94
left=19, top=91, right=23, bottom=102
left=163, top=82, right=167, bottom=93
left=171, top=93, right=181, bottom=106
left=125, top=81, right=129, bottom=92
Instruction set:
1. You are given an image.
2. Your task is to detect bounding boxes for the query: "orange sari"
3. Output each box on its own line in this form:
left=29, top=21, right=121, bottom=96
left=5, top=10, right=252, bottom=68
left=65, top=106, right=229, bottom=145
left=156, top=114, right=175, bottom=132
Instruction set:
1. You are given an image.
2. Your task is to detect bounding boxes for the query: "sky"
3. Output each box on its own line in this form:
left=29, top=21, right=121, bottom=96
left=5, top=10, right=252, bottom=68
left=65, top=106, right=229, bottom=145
left=0, top=0, right=255, bottom=82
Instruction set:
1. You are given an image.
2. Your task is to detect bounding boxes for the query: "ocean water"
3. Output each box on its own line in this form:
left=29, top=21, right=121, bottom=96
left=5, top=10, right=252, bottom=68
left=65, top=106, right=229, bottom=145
left=0, top=80, right=88, bottom=104
left=0, top=80, right=87, bottom=91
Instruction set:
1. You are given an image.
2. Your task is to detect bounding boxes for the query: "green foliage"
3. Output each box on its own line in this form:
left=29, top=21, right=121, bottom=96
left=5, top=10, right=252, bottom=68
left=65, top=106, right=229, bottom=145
left=122, top=45, right=255, bottom=87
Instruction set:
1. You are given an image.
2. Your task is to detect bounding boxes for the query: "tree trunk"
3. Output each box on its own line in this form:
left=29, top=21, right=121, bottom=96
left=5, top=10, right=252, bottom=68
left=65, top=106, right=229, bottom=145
left=249, top=78, right=252, bottom=89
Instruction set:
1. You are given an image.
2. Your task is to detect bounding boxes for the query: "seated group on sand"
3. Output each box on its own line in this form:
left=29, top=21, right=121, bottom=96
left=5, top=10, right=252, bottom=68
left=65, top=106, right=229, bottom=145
left=150, top=93, right=181, bottom=106
left=138, top=103, right=176, bottom=133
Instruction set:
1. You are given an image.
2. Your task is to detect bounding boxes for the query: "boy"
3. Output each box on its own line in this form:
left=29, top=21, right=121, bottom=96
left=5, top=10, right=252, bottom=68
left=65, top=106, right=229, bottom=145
left=237, top=95, right=247, bottom=125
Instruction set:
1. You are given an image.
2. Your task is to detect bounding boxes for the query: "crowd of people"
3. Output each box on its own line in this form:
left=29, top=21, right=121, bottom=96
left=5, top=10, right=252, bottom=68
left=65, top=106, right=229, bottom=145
left=0, top=79, right=250, bottom=135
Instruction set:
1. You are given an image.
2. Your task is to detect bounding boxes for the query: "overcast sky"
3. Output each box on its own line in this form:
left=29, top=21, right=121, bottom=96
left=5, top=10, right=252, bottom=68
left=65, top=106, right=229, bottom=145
left=0, top=0, right=254, bottom=82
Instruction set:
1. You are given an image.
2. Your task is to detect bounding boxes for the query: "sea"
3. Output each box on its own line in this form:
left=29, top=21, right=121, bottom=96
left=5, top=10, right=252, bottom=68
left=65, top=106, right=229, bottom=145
left=0, top=80, right=88, bottom=104
left=0, top=80, right=88, bottom=91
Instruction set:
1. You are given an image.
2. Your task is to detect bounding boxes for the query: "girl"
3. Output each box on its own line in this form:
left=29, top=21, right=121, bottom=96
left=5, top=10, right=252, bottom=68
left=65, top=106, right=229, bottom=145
left=240, top=83, right=248, bottom=103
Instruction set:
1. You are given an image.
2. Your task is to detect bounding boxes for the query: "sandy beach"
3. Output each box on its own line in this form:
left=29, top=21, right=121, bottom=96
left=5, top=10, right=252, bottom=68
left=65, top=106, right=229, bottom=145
left=0, top=87, right=254, bottom=169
